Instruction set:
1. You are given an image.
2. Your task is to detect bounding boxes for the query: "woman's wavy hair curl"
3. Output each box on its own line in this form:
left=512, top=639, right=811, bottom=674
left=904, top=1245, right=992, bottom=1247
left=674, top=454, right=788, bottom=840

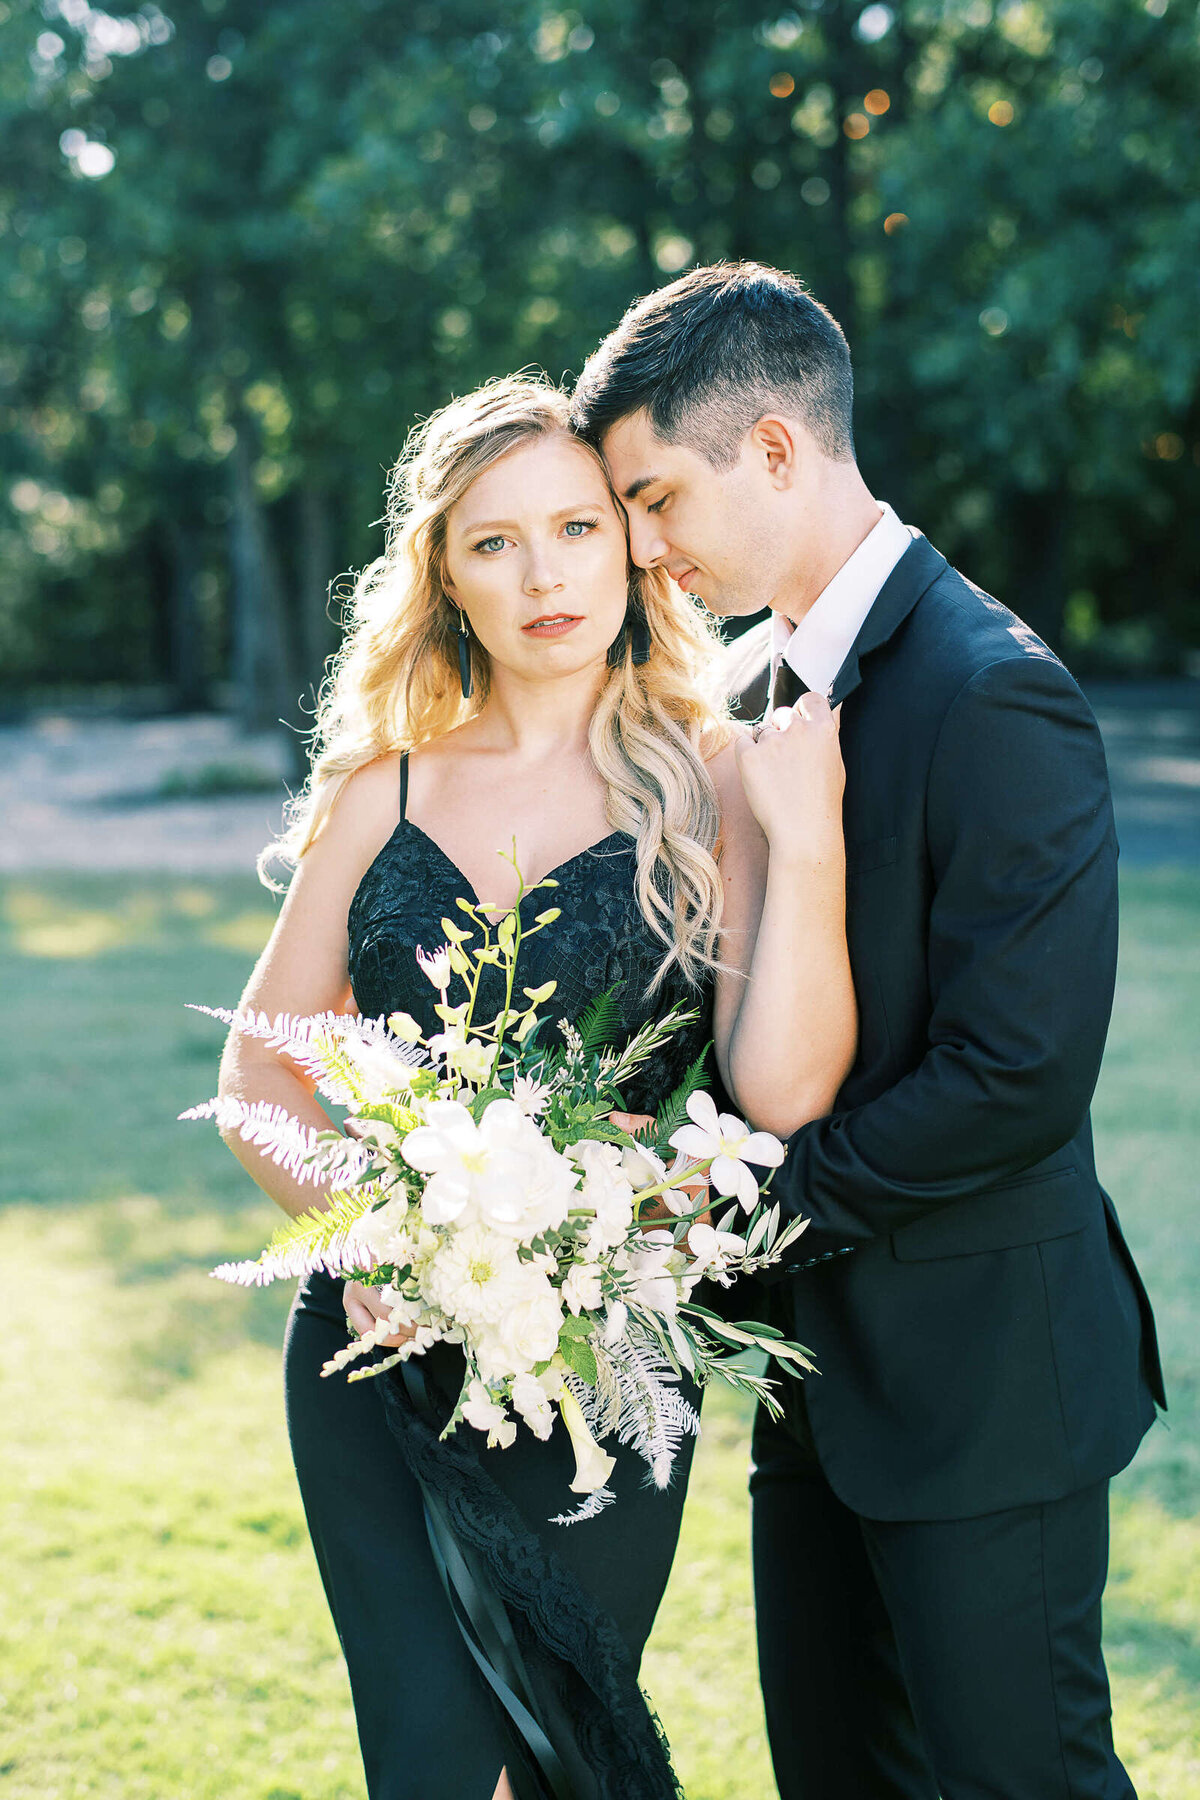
left=264, top=374, right=732, bottom=991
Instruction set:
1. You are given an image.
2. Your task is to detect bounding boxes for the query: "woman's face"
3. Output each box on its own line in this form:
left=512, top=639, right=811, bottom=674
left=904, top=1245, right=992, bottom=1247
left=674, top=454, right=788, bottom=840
left=442, top=433, right=631, bottom=683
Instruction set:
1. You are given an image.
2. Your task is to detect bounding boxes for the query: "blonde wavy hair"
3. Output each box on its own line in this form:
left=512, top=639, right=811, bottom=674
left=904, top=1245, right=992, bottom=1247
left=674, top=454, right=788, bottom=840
left=265, top=374, right=733, bottom=990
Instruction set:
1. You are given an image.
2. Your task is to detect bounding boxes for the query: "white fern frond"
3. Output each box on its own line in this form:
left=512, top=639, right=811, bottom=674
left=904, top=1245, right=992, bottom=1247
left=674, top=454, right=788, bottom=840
left=210, top=1185, right=383, bottom=1287
left=186, top=1006, right=427, bottom=1106
left=180, top=1095, right=372, bottom=1187
left=593, top=1323, right=701, bottom=1491
left=551, top=1485, right=616, bottom=1526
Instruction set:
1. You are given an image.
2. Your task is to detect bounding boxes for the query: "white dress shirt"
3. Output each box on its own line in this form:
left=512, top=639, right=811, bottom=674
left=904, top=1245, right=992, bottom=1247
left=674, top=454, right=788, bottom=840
left=768, top=501, right=913, bottom=705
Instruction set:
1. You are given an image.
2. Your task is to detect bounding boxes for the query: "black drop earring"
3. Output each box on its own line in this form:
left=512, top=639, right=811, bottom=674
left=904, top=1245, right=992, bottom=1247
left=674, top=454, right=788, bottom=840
left=456, top=608, right=473, bottom=700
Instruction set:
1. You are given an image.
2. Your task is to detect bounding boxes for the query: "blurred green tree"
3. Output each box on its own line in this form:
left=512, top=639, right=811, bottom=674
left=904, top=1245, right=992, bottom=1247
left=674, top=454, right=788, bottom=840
left=1, top=0, right=1196, bottom=733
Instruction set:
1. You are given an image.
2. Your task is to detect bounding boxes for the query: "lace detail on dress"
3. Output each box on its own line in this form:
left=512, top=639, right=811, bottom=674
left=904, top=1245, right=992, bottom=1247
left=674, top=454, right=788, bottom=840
left=377, top=1372, right=684, bottom=1800
left=347, top=820, right=710, bottom=1114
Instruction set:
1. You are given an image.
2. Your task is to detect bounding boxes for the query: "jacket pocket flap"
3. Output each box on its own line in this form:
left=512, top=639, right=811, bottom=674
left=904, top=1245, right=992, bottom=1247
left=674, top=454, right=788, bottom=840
left=890, top=1171, right=1088, bottom=1261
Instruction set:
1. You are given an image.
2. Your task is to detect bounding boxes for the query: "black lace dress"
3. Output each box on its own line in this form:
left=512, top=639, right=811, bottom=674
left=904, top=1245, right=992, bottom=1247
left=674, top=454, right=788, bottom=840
left=283, top=757, right=711, bottom=1800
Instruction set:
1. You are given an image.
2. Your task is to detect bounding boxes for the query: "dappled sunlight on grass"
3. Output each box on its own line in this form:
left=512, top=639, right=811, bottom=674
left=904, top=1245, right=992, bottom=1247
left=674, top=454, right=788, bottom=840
left=1, top=868, right=1197, bottom=1799
left=0, top=874, right=278, bottom=960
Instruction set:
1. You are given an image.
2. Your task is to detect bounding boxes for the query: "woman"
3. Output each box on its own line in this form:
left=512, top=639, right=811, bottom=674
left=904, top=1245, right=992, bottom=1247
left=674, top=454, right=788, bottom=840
left=217, top=376, right=855, bottom=1800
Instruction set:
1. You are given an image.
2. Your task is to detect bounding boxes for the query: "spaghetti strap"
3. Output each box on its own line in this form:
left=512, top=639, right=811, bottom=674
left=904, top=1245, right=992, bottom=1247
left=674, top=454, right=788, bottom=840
left=398, top=751, right=409, bottom=823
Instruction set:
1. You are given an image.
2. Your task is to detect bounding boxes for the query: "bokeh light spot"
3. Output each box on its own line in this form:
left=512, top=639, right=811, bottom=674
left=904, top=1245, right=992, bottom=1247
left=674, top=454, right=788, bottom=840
left=988, top=100, right=1014, bottom=126
left=865, top=89, right=891, bottom=115
left=883, top=212, right=909, bottom=235
left=844, top=113, right=870, bottom=139
left=769, top=73, right=795, bottom=99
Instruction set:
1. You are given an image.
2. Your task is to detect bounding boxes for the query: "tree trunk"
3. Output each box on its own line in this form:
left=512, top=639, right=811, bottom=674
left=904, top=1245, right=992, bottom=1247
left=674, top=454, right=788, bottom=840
left=297, top=480, right=339, bottom=696
left=164, top=517, right=209, bottom=711
left=228, top=413, right=298, bottom=736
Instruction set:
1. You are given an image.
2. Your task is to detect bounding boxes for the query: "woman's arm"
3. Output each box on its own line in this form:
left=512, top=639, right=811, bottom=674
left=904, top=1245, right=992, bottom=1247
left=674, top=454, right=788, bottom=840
left=710, top=702, right=858, bottom=1137
left=216, top=754, right=402, bottom=1218
left=218, top=755, right=414, bottom=1343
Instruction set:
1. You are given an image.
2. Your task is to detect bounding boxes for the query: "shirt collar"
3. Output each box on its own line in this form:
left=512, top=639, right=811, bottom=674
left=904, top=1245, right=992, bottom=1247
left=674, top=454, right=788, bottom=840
left=771, top=501, right=913, bottom=698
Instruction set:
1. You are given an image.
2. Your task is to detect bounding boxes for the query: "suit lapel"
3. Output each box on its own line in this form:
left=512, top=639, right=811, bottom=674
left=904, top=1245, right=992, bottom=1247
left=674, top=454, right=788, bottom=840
left=829, top=533, right=947, bottom=707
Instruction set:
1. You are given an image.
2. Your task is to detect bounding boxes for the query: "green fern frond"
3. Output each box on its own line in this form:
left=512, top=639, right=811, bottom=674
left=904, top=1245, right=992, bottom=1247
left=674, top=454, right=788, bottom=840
left=575, top=987, right=625, bottom=1055
left=647, top=1046, right=712, bottom=1147
left=263, top=1188, right=373, bottom=1260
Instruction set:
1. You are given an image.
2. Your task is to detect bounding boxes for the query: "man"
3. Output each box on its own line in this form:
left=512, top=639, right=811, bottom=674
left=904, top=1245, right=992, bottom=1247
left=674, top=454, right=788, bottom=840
left=572, top=262, right=1163, bottom=1800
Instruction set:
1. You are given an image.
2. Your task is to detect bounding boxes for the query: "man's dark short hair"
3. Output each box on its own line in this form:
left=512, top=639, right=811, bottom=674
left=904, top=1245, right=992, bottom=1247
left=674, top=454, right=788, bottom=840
left=571, top=261, right=855, bottom=468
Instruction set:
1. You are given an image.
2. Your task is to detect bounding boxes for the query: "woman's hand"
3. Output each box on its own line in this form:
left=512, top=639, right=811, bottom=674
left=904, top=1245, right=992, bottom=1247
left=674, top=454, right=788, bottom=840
left=343, top=1279, right=417, bottom=1350
left=607, top=1111, right=711, bottom=1229
left=734, top=694, right=845, bottom=869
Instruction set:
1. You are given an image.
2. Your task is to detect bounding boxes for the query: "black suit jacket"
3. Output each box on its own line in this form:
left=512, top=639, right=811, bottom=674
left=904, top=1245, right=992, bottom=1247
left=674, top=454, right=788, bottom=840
left=761, top=532, right=1164, bottom=1520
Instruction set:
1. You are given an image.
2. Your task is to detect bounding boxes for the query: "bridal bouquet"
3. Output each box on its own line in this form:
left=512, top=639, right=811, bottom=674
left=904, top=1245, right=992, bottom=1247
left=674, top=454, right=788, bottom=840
left=184, top=855, right=815, bottom=1521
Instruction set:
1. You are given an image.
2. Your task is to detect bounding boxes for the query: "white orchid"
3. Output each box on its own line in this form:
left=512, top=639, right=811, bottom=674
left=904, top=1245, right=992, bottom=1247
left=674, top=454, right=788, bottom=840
left=669, top=1090, right=785, bottom=1212
left=511, top=1368, right=562, bottom=1440
left=620, top=1229, right=685, bottom=1318
left=684, top=1220, right=748, bottom=1284
left=462, top=1381, right=517, bottom=1449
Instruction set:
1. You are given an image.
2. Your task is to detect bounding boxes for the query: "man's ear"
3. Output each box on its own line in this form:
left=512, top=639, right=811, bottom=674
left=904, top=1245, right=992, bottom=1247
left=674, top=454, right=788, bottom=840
left=749, top=415, right=801, bottom=487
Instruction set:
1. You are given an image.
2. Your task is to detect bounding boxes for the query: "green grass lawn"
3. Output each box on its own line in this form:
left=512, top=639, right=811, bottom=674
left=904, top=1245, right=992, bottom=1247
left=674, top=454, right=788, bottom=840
left=1, top=869, right=1196, bottom=1800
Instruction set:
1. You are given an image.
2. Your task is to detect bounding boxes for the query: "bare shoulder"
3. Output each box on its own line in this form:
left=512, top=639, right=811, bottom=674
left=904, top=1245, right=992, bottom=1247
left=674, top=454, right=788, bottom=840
left=306, top=751, right=403, bottom=869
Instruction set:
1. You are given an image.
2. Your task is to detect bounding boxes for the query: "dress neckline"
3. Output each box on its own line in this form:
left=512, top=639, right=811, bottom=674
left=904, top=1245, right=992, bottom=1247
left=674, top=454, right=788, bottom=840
left=350, top=815, right=631, bottom=921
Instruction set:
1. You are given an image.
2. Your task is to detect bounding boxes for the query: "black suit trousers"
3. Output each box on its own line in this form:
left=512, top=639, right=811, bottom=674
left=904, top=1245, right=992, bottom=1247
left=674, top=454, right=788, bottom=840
left=751, top=1382, right=1135, bottom=1800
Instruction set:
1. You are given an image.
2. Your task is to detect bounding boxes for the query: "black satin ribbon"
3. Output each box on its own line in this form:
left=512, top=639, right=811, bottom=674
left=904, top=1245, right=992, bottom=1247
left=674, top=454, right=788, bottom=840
left=398, top=1360, right=576, bottom=1800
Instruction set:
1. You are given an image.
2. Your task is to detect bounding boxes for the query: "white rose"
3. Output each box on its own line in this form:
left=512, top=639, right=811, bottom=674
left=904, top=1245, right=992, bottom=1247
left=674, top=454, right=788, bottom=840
left=474, top=1270, right=564, bottom=1378
left=561, top=1261, right=604, bottom=1316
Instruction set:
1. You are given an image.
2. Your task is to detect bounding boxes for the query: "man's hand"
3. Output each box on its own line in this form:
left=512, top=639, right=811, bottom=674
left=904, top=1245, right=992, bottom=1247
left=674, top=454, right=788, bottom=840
left=734, top=694, right=845, bottom=867
left=608, top=1110, right=711, bottom=1229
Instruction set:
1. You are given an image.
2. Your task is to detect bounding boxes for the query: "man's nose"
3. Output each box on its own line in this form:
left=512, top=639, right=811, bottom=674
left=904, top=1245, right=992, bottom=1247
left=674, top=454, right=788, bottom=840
left=626, top=512, right=668, bottom=571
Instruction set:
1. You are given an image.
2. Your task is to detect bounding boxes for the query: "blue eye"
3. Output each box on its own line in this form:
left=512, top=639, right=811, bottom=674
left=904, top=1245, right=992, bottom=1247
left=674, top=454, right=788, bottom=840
left=473, top=535, right=507, bottom=554
left=563, top=518, right=598, bottom=537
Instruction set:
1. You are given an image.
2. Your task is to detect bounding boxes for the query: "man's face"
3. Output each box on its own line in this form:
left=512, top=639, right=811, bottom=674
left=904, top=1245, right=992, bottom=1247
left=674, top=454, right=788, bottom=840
left=600, top=408, right=788, bottom=618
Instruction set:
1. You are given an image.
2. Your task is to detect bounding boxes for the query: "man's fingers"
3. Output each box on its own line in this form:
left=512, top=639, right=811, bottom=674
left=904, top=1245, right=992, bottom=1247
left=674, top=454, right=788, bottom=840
left=797, top=690, right=833, bottom=723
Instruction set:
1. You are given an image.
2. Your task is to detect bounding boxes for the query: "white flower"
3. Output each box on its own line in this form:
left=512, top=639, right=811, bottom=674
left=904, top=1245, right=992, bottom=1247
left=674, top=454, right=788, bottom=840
left=427, top=1023, right=493, bottom=1085
left=338, top=1034, right=418, bottom=1103
left=561, top=1261, right=604, bottom=1316
left=685, top=1220, right=747, bottom=1284
left=511, top=1075, right=551, bottom=1118
left=620, top=1140, right=667, bottom=1189
left=343, top=1193, right=412, bottom=1264
left=602, top=1299, right=628, bottom=1347
left=402, top=1098, right=576, bottom=1238
left=473, top=1268, right=564, bottom=1379
left=669, top=1090, right=785, bottom=1212
left=415, top=943, right=452, bottom=990
left=572, top=1139, right=635, bottom=1253
left=462, top=1380, right=517, bottom=1449
left=421, top=1223, right=525, bottom=1327
left=511, top=1368, right=562, bottom=1440
left=560, top=1386, right=617, bottom=1493
left=621, top=1230, right=684, bottom=1318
